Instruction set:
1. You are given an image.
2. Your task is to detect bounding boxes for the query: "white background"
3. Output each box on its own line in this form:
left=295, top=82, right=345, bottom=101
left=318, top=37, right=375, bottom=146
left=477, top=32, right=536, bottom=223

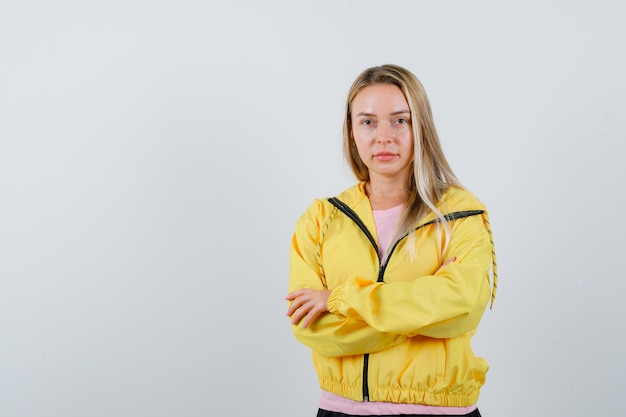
left=1, top=1, right=625, bottom=416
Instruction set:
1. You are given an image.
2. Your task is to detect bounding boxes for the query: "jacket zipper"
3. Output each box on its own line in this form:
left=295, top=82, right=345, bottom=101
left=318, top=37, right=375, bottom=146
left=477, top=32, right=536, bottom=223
left=327, top=197, right=484, bottom=402
left=329, top=198, right=379, bottom=401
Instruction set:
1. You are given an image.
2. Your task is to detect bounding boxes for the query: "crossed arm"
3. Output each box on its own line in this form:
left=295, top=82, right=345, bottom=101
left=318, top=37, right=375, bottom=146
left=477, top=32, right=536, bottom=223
left=286, top=258, right=455, bottom=329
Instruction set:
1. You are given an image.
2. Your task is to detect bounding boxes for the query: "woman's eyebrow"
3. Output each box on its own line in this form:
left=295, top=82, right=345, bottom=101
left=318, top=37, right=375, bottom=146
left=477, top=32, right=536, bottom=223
left=354, top=109, right=410, bottom=117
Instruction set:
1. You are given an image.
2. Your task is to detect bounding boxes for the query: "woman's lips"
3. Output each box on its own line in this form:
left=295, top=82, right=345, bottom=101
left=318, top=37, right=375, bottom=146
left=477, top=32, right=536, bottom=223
left=374, top=152, right=397, bottom=161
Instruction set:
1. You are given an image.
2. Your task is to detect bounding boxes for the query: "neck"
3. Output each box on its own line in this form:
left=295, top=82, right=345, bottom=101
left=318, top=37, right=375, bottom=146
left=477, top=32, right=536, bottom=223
left=366, top=175, right=409, bottom=210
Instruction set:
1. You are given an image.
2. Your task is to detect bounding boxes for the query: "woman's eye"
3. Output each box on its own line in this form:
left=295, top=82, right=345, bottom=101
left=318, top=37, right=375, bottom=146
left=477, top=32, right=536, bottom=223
left=362, top=119, right=374, bottom=126
left=396, top=118, right=408, bottom=124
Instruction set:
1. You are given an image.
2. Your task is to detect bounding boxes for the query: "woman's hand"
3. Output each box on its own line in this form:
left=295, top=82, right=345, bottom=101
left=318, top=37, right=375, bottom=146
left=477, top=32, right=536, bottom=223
left=436, top=257, right=456, bottom=273
left=285, top=289, right=331, bottom=329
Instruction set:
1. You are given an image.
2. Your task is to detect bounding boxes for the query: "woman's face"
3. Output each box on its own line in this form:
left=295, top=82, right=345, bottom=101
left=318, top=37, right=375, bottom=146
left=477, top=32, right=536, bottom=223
left=350, top=83, right=414, bottom=183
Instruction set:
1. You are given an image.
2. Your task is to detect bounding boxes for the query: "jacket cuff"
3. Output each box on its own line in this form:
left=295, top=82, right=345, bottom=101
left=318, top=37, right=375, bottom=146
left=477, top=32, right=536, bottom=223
left=327, top=287, right=342, bottom=314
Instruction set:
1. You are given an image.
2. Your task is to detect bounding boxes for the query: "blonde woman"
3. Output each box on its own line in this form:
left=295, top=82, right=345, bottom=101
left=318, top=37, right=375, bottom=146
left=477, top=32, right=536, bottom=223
left=286, top=64, right=497, bottom=417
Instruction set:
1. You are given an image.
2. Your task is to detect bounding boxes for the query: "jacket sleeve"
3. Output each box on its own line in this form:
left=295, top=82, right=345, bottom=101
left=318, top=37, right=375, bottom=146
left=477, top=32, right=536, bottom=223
left=327, top=213, right=493, bottom=339
left=288, top=201, right=406, bottom=357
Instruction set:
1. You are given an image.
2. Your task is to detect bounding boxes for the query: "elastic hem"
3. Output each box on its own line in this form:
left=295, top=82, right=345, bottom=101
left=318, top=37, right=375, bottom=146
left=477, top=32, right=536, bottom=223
left=320, top=377, right=480, bottom=407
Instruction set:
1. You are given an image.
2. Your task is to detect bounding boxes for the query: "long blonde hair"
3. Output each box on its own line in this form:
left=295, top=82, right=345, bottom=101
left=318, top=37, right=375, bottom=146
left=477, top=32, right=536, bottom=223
left=343, top=64, right=462, bottom=256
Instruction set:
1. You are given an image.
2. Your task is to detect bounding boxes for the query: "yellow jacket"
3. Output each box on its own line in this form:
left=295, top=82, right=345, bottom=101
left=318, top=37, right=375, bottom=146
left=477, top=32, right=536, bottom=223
left=288, top=183, right=497, bottom=406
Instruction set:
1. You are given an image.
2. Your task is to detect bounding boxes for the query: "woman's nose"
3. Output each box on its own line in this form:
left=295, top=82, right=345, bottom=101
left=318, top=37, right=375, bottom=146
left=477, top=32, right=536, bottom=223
left=376, top=122, right=393, bottom=143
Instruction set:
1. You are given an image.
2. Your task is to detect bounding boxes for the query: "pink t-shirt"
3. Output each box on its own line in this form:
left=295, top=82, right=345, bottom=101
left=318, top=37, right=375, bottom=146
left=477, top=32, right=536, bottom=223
left=319, top=204, right=476, bottom=415
left=373, top=203, right=404, bottom=260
